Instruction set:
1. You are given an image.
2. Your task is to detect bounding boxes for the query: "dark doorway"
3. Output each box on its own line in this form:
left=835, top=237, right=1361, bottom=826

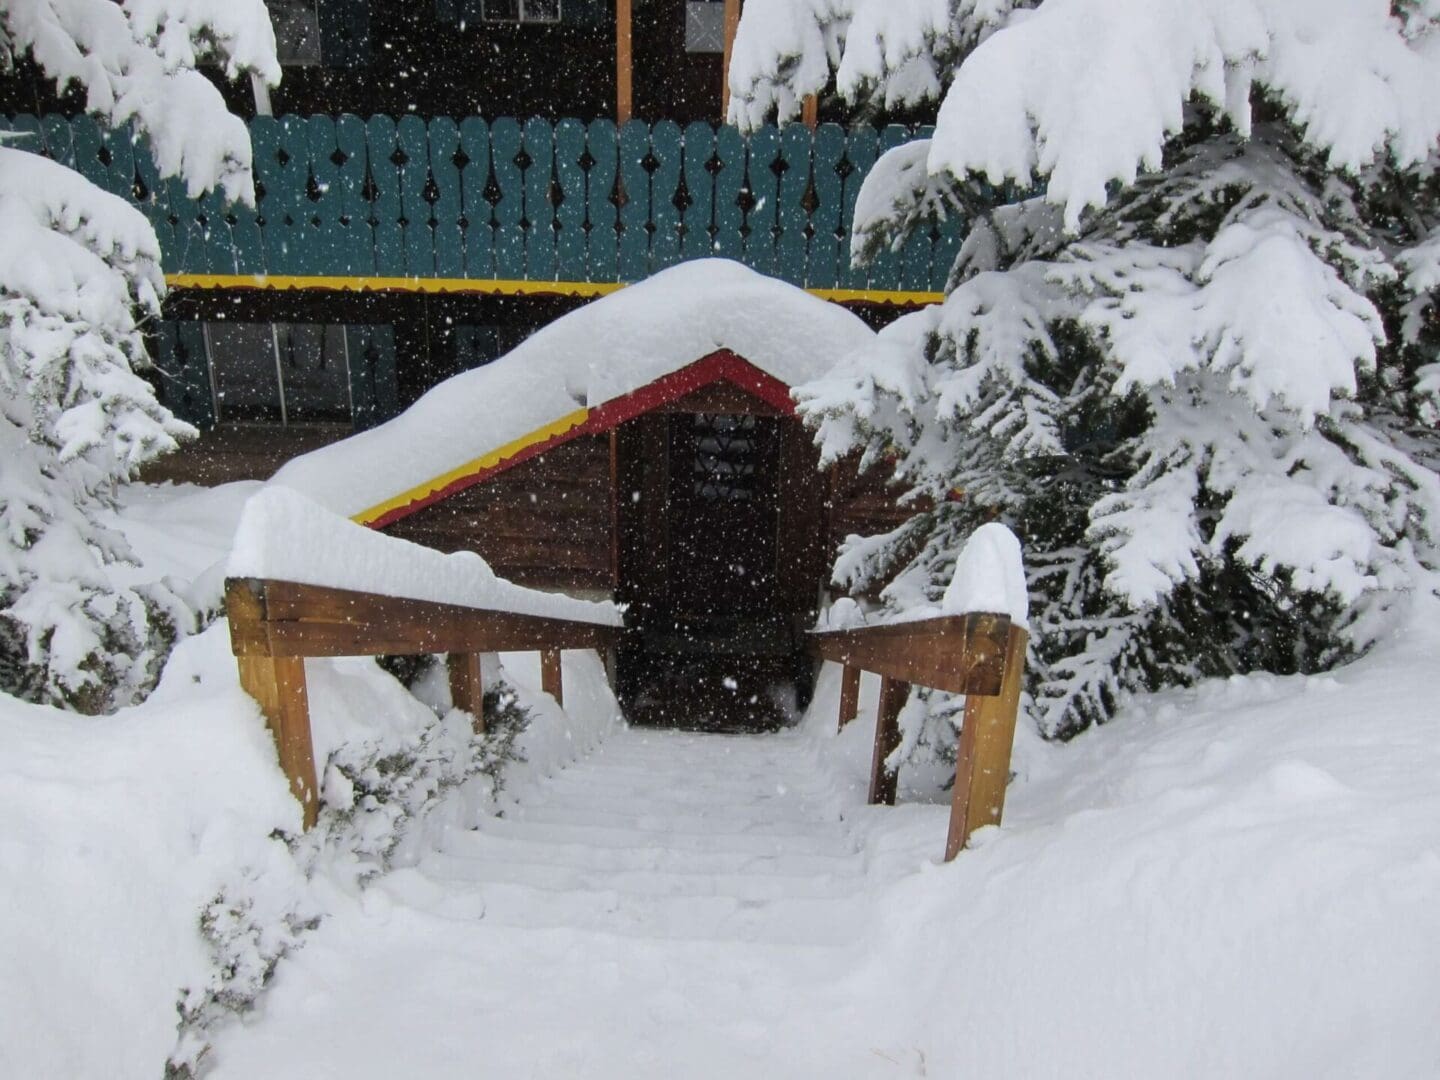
left=615, top=407, right=817, bottom=731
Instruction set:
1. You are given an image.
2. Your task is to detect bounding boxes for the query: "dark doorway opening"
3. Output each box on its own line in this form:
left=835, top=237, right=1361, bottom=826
left=615, top=407, right=818, bottom=731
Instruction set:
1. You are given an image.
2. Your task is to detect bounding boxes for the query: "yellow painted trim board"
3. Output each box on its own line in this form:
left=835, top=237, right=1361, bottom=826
left=351, top=407, right=592, bottom=526
left=164, top=273, right=943, bottom=306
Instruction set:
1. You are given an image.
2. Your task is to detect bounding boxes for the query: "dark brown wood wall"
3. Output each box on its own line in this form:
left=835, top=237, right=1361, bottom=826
left=381, top=434, right=615, bottom=591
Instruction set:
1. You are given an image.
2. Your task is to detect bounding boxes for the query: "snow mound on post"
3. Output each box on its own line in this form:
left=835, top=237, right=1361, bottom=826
left=227, top=486, right=620, bottom=625
left=942, top=522, right=1028, bottom=628
left=271, top=260, right=874, bottom=520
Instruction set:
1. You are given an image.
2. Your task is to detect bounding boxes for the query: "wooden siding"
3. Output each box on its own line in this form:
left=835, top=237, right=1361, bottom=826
left=4, top=113, right=960, bottom=296
left=381, top=435, right=615, bottom=591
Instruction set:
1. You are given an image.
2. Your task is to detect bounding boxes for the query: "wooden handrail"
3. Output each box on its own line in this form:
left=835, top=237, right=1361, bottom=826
left=226, top=576, right=619, bottom=829
left=808, top=611, right=1028, bottom=861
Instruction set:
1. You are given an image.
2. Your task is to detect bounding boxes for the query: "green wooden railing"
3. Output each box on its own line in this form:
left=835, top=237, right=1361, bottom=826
left=5, top=113, right=959, bottom=296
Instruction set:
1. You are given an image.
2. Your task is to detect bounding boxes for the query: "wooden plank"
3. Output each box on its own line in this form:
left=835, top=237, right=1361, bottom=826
left=523, top=117, right=557, bottom=281
left=365, top=115, right=405, bottom=276
left=801, top=94, right=819, bottom=129
left=458, top=117, right=494, bottom=279
left=743, top=124, right=781, bottom=276
left=868, top=676, right=908, bottom=806
left=447, top=651, right=485, bottom=733
left=945, top=625, right=1028, bottom=860
left=777, top=124, right=811, bottom=284
left=237, top=654, right=319, bottom=829
left=554, top=118, right=589, bottom=282
left=712, top=125, right=747, bottom=262
left=334, top=114, right=372, bottom=275
left=428, top=117, right=465, bottom=278
left=681, top=121, right=716, bottom=262
left=616, top=0, right=633, bottom=124
left=808, top=123, right=846, bottom=288
left=225, top=578, right=618, bottom=657
left=617, top=120, right=651, bottom=280
left=808, top=612, right=1011, bottom=696
left=721, top=0, right=741, bottom=118
left=839, top=125, right=877, bottom=289
left=585, top=119, right=619, bottom=282
left=541, top=647, right=563, bottom=706
left=490, top=118, right=526, bottom=281
left=837, top=663, right=860, bottom=730
left=649, top=120, right=683, bottom=270
left=397, top=114, right=434, bottom=276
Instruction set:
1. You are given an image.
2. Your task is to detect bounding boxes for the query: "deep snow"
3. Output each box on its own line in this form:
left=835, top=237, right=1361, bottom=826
left=2, top=480, right=1438, bottom=1078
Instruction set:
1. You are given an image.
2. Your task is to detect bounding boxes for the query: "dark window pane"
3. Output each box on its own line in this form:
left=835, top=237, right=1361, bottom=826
left=267, top=0, right=323, bottom=65
left=276, top=324, right=352, bottom=422
left=521, top=0, right=560, bottom=22
left=207, top=322, right=282, bottom=423
left=483, top=0, right=520, bottom=20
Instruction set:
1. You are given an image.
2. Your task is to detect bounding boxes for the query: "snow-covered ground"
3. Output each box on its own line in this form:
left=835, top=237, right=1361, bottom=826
left=2, top=481, right=1438, bottom=1078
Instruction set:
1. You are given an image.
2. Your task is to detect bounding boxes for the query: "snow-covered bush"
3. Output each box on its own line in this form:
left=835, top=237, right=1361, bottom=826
left=0, top=0, right=277, bottom=710
left=734, top=1, right=1440, bottom=737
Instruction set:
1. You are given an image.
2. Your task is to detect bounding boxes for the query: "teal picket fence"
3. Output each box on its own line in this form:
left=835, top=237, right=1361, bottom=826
left=7, top=113, right=960, bottom=294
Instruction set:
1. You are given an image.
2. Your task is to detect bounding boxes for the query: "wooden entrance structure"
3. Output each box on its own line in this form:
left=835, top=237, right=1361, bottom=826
left=374, top=348, right=902, bottom=730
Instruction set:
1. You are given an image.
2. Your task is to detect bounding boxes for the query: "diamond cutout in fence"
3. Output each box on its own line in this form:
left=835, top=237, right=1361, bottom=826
left=330, top=147, right=349, bottom=168
left=389, top=145, right=408, bottom=168
left=452, top=146, right=470, bottom=171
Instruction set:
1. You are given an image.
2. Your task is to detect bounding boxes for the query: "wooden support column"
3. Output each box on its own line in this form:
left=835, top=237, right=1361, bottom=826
left=837, top=663, right=861, bottom=731
left=720, top=0, right=742, bottom=119
left=616, top=0, right=633, bottom=124
left=945, top=625, right=1028, bottom=860
left=801, top=94, right=819, bottom=129
left=541, top=647, right=564, bottom=707
left=237, top=655, right=319, bottom=829
left=447, top=652, right=485, bottom=734
left=867, top=676, right=909, bottom=806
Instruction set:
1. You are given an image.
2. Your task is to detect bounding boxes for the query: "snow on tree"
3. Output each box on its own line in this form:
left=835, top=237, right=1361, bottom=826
left=0, top=1, right=278, bottom=711
left=733, top=0, right=1440, bottom=736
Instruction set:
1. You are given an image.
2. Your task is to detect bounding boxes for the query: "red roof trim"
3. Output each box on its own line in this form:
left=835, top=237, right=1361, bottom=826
left=368, top=350, right=796, bottom=529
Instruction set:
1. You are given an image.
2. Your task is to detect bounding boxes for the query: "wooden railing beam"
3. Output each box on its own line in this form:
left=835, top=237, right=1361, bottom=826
left=809, top=613, right=1011, bottom=696
left=447, top=651, right=485, bottom=733
left=837, top=663, right=860, bottom=730
left=237, top=654, right=319, bottom=829
left=946, top=625, right=1028, bottom=859
left=540, top=647, right=563, bottom=706
left=226, top=577, right=618, bottom=829
left=867, top=676, right=909, bottom=806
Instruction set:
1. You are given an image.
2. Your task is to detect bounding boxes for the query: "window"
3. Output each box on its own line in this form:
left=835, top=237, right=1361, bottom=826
left=685, top=0, right=725, bottom=53
left=205, top=322, right=352, bottom=425
left=482, top=0, right=561, bottom=23
left=266, top=0, right=323, bottom=65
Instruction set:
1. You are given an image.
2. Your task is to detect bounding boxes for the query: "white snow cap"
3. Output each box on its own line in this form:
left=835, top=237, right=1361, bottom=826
left=273, top=259, right=874, bottom=519
left=942, top=522, right=1029, bottom=629
left=227, top=486, right=621, bottom=625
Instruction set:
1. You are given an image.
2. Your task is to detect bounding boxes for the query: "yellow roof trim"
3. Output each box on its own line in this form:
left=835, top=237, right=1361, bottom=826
left=164, top=273, right=942, bottom=306
left=351, top=406, right=591, bottom=526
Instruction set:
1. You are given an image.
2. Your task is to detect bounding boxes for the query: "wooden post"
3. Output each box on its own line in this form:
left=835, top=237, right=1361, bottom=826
left=616, top=0, right=633, bottom=124
left=720, top=0, right=741, bottom=119
left=867, top=676, right=909, bottom=806
left=541, top=647, right=564, bottom=707
left=237, top=655, right=319, bottom=830
left=945, top=625, right=1028, bottom=860
left=837, top=663, right=861, bottom=731
left=801, top=94, right=819, bottom=129
left=447, top=652, right=485, bottom=734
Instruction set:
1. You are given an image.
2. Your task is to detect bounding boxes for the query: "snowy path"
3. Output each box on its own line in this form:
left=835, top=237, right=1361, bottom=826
left=212, top=727, right=927, bottom=1079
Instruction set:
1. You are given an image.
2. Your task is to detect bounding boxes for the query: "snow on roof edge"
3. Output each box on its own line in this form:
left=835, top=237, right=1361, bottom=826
left=271, top=260, right=876, bottom=521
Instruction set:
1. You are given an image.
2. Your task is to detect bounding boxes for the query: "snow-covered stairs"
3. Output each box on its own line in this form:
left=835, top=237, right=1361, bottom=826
left=413, top=727, right=871, bottom=946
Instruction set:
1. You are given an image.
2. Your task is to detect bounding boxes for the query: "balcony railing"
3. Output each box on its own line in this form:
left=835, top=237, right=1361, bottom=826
left=6, top=113, right=960, bottom=300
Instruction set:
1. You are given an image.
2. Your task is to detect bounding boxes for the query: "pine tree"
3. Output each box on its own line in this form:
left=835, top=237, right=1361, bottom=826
left=0, top=1, right=278, bottom=710
left=733, top=0, right=1440, bottom=736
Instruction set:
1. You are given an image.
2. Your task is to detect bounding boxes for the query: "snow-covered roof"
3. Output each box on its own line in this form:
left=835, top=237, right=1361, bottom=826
left=272, top=260, right=876, bottom=526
